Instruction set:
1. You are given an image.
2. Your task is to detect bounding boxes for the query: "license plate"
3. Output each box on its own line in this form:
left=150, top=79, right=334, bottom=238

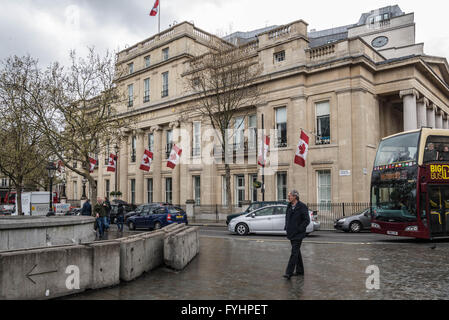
left=387, top=231, right=398, bottom=236
left=176, top=216, right=183, bottom=219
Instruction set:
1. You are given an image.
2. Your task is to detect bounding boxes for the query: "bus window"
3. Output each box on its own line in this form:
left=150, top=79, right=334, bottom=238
left=374, top=132, right=419, bottom=167
left=424, top=136, right=449, bottom=163
left=371, top=182, right=417, bottom=222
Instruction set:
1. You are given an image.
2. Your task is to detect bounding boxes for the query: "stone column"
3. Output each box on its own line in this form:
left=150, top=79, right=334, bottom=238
left=443, top=114, right=449, bottom=129
left=119, top=134, right=129, bottom=202
left=436, top=108, right=443, bottom=129
left=151, top=125, right=163, bottom=202
left=170, top=121, right=181, bottom=205
left=185, top=199, right=195, bottom=219
left=417, top=97, right=429, bottom=128
left=427, top=104, right=436, bottom=128
left=135, top=129, right=145, bottom=205
left=400, top=89, right=418, bottom=132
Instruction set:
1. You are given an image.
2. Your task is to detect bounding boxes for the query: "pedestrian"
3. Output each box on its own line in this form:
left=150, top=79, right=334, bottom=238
left=283, top=190, right=310, bottom=280
left=94, top=199, right=107, bottom=239
left=116, top=203, right=125, bottom=232
left=440, top=145, right=449, bottom=161
left=103, top=197, right=111, bottom=231
left=81, top=199, right=92, bottom=216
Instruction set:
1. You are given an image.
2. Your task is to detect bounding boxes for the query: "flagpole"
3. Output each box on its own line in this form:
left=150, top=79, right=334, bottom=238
left=262, top=114, right=265, bottom=202
left=158, top=0, right=161, bottom=34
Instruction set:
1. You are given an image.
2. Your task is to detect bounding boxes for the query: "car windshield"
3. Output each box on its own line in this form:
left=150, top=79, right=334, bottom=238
left=374, top=132, right=419, bottom=167
left=371, top=182, right=417, bottom=222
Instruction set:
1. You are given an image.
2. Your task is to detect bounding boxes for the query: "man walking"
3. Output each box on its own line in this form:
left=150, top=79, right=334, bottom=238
left=116, top=203, right=125, bottom=232
left=284, top=190, right=310, bottom=280
left=81, top=199, right=91, bottom=216
left=94, top=199, right=107, bottom=239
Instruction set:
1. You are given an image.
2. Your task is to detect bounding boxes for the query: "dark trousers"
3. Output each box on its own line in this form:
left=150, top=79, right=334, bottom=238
left=285, top=240, right=304, bottom=275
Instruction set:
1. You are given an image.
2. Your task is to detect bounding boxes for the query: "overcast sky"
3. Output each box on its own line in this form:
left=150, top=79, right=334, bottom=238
left=1, top=0, right=448, bottom=67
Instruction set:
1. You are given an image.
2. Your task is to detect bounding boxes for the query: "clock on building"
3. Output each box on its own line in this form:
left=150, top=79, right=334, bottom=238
left=371, top=36, right=389, bottom=48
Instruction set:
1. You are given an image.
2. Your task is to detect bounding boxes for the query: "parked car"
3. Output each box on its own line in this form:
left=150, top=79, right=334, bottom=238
left=127, top=205, right=188, bottom=231
left=226, top=201, right=289, bottom=225
left=110, top=202, right=138, bottom=224
left=124, top=202, right=170, bottom=223
left=65, top=208, right=81, bottom=216
left=228, top=205, right=317, bottom=236
left=334, top=208, right=371, bottom=233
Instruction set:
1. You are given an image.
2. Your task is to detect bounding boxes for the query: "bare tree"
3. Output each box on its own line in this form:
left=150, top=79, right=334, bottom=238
left=0, top=56, right=52, bottom=215
left=31, top=48, right=130, bottom=207
left=183, top=40, right=262, bottom=206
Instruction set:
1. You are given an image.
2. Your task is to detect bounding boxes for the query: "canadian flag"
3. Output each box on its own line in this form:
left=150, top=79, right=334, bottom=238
left=107, top=154, right=117, bottom=172
left=294, top=131, right=309, bottom=167
left=258, top=135, right=270, bottom=167
left=150, top=0, right=159, bottom=16
left=140, top=149, right=154, bottom=172
left=89, top=157, right=97, bottom=173
left=167, top=144, right=182, bottom=169
left=57, top=160, right=64, bottom=173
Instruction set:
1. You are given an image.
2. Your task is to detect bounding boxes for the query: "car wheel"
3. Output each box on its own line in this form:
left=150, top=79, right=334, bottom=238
left=235, top=223, right=249, bottom=236
left=349, top=221, right=362, bottom=233
left=129, top=221, right=136, bottom=231
left=154, top=222, right=162, bottom=230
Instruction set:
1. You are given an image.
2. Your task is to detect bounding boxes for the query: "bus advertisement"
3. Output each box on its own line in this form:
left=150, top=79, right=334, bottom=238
left=371, top=128, right=449, bottom=240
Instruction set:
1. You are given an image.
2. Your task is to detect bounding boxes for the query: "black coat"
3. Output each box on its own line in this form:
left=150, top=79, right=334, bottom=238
left=285, top=201, right=310, bottom=241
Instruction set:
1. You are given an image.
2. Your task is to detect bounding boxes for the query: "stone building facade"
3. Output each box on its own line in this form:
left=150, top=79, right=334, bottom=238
left=66, top=5, right=449, bottom=207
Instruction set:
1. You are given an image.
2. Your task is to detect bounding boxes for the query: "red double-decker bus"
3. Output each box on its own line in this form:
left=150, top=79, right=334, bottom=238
left=371, top=128, right=449, bottom=240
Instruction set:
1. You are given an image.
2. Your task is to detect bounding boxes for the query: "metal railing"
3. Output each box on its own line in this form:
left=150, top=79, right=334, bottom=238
left=307, top=203, right=370, bottom=231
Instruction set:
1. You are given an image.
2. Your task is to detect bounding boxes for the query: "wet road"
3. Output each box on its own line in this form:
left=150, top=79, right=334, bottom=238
left=67, top=227, right=449, bottom=300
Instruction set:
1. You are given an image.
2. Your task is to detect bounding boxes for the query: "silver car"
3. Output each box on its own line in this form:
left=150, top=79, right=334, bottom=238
left=334, top=208, right=371, bottom=233
left=228, top=205, right=316, bottom=236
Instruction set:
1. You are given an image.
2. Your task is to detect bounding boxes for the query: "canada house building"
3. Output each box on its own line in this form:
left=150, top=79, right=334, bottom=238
left=66, top=5, right=449, bottom=207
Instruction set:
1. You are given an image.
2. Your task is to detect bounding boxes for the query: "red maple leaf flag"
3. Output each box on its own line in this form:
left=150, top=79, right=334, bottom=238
left=294, top=130, right=309, bottom=167
left=140, top=149, right=154, bottom=172
left=150, top=0, right=159, bottom=16
left=258, top=135, right=270, bottom=167
left=167, top=144, right=182, bottom=169
left=107, top=154, right=117, bottom=172
left=89, top=157, right=97, bottom=173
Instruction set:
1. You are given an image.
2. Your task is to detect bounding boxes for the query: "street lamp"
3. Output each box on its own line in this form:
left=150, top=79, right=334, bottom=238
left=46, top=162, right=57, bottom=217
left=61, top=176, right=67, bottom=199
left=81, top=178, right=87, bottom=200
left=114, top=144, right=119, bottom=193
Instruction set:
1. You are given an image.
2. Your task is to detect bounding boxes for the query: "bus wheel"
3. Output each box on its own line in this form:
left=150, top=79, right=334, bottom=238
left=349, top=221, right=362, bottom=233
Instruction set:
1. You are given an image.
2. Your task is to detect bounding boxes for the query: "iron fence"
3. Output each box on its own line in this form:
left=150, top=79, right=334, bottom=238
left=307, top=203, right=371, bottom=231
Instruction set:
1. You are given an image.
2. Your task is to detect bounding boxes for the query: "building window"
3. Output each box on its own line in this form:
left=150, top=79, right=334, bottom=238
left=316, top=101, right=330, bottom=145
left=277, top=172, right=287, bottom=202
left=130, top=179, right=136, bottom=204
left=131, top=136, right=136, bottom=162
left=144, top=78, right=150, bottom=102
left=144, top=55, right=151, bottom=68
left=165, top=178, right=172, bottom=204
left=105, top=180, right=110, bottom=199
left=162, top=48, right=169, bottom=61
left=166, top=130, right=173, bottom=158
left=248, top=114, right=257, bottom=151
left=128, top=84, right=134, bottom=107
left=250, top=174, right=258, bottom=202
left=147, top=178, right=153, bottom=203
left=235, top=175, right=245, bottom=207
left=1, top=178, right=8, bottom=187
left=162, top=72, right=169, bottom=97
left=73, top=181, right=78, bottom=200
left=234, top=117, right=244, bottom=150
left=274, top=51, right=285, bottom=63
left=193, top=176, right=201, bottom=205
left=222, top=176, right=228, bottom=207
left=317, top=170, right=331, bottom=204
left=128, top=63, right=134, bottom=74
left=275, top=107, right=287, bottom=148
left=192, top=122, right=201, bottom=156
left=148, top=133, right=154, bottom=152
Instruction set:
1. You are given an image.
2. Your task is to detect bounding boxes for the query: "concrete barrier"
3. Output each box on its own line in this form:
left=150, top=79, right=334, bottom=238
left=164, top=227, right=200, bottom=271
left=87, top=241, right=121, bottom=289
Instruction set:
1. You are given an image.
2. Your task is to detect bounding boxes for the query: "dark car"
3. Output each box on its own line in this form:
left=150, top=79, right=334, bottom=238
left=226, top=201, right=289, bottom=225
left=127, top=205, right=188, bottom=230
left=124, top=202, right=170, bottom=223
left=110, top=203, right=138, bottom=224
left=334, top=208, right=372, bottom=233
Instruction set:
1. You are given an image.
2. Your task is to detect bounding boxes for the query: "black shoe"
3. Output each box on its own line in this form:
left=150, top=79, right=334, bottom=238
left=283, top=274, right=292, bottom=280
left=293, top=272, right=304, bottom=276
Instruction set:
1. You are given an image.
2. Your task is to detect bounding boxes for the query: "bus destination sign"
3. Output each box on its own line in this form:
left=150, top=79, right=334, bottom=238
left=380, top=170, right=408, bottom=181
left=429, top=164, right=449, bottom=181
